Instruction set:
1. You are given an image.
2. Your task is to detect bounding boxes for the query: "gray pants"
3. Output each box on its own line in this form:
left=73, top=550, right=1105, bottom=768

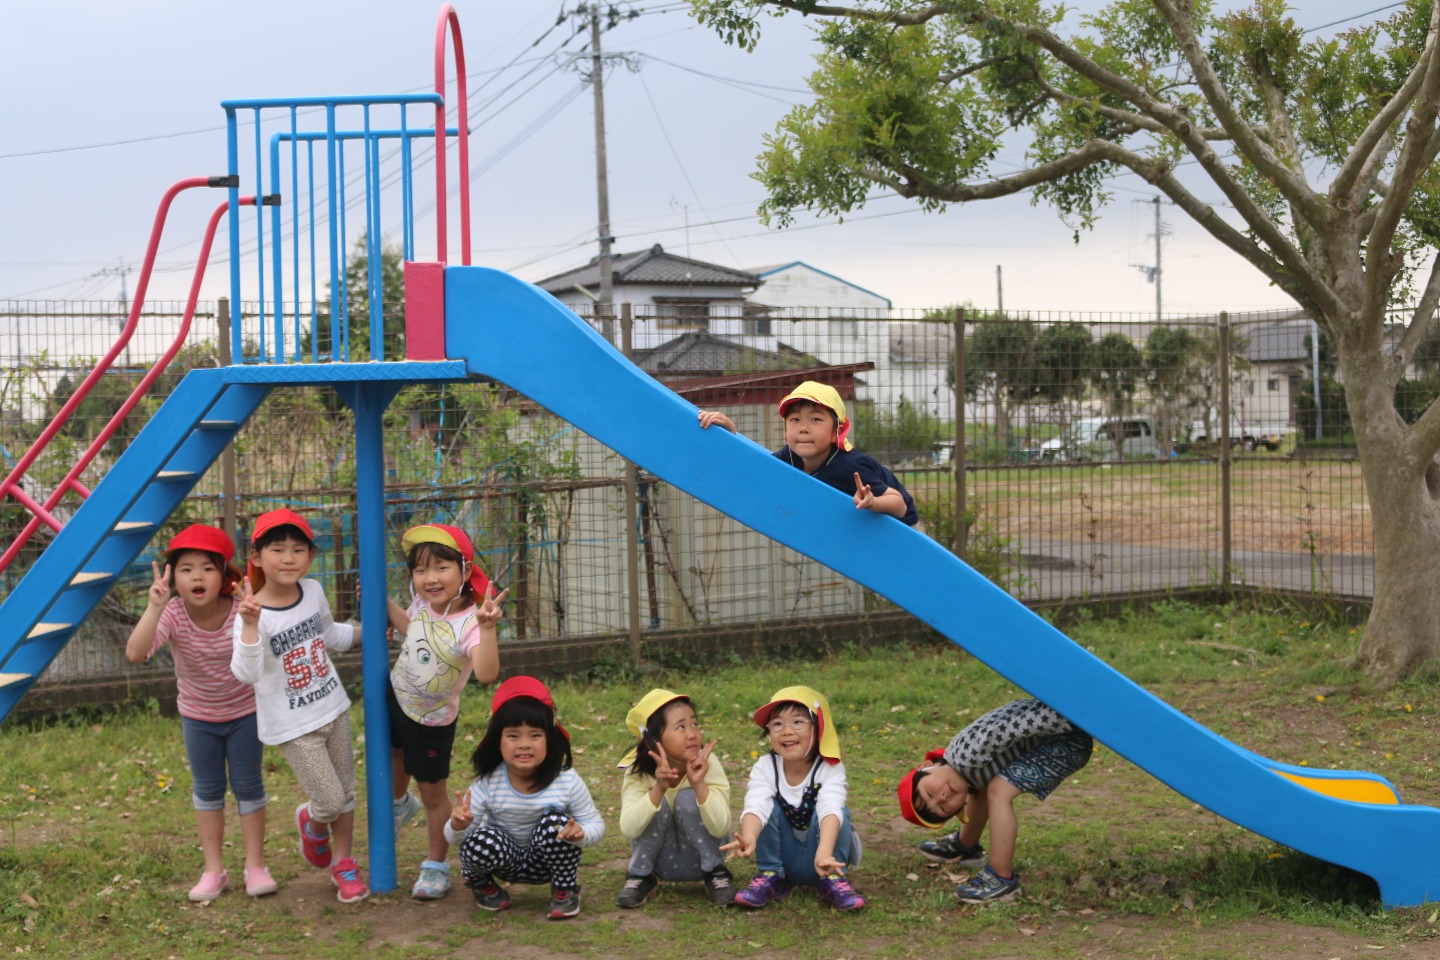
left=628, top=789, right=725, bottom=880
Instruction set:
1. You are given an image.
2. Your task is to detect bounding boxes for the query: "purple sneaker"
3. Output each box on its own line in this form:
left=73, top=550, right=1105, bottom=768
left=734, top=871, right=790, bottom=908
left=817, top=873, right=866, bottom=911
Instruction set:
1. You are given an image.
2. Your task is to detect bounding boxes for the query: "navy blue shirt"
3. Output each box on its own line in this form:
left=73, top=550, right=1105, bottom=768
left=773, top=446, right=919, bottom=526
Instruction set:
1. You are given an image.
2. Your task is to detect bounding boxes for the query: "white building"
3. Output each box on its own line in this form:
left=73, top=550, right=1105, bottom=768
left=747, top=262, right=954, bottom=424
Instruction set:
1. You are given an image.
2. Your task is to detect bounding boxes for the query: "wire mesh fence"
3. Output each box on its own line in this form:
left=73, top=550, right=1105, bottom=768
left=1, top=296, right=1408, bottom=710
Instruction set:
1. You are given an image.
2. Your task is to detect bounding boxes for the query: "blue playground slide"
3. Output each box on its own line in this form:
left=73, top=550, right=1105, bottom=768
left=445, top=265, right=1440, bottom=908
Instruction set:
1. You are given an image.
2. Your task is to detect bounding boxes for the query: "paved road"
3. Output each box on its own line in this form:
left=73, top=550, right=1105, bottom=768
left=1015, top=538, right=1374, bottom=601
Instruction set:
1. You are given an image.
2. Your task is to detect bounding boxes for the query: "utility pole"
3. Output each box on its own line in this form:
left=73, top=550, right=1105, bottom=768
left=97, top=257, right=135, bottom=367
left=588, top=5, right=616, bottom=344
left=1130, top=196, right=1168, bottom=323
left=996, top=264, right=1004, bottom=316
left=1153, top=195, right=1163, bottom=323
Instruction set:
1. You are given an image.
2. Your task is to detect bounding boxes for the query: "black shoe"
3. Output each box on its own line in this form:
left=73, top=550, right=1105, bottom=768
left=615, top=873, right=658, bottom=909
left=548, top=885, right=581, bottom=919
left=468, top=876, right=511, bottom=911
left=702, top=864, right=735, bottom=907
left=919, top=831, right=985, bottom=866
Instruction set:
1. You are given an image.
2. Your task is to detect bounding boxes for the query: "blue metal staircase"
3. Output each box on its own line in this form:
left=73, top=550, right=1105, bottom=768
left=0, top=370, right=272, bottom=721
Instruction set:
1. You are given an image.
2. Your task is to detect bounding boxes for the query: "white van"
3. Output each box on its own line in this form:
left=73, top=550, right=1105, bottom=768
left=1038, top=417, right=1160, bottom=462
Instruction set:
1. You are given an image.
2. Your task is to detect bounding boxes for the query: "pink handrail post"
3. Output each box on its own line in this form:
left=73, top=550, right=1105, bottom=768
left=0, top=193, right=253, bottom=574
left=434, top=4, right=472, bottom=266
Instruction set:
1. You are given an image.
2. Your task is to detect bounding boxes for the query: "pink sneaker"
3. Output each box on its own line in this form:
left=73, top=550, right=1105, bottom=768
left=188, top=869, right=229, bottom=902
left=331, top=857, right=370, bottom=904
left=295, top=803, right=332, bottom=868
left=245, top=866, right=278, bottom=898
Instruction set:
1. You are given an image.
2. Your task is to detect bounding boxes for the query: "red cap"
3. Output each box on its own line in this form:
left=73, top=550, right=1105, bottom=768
left=246, top=508, right=315, bottom=591
left=897, top=749, right=949, bottom=829
left=401, top=524, right=492, bottom=598
left=165, top=524, right=241, bottom=596
left=251, top=507, right=314, bottom=544
left=491, top=675, right=568, bottom=740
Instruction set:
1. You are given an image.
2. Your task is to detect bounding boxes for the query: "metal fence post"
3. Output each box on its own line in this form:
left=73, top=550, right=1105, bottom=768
left=1218, top=311, right=1232, bottom=590
left=217, top=297, right=239, bottom=544
left=621, top=301, right=642, bottom=669
left=953, top=306, right=967, bottom=558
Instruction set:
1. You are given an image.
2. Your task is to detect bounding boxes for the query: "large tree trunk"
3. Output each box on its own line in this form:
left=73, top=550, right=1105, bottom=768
left=1342, top=345, right=1440, bottom=683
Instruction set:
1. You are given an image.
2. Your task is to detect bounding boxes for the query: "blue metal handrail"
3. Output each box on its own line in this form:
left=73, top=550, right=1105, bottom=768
left=222, top=93, right=446, bottom=364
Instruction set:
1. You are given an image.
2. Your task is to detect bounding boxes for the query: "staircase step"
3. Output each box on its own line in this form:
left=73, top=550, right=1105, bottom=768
left=198, top=419, right=237, bottom=429
left=156, top=470, right=199, bottom=481
left=28, top=622, right=72, bottom=640
left=114, top=520, right=158, bottom=534
left=69, top=572, right=114, bottom=586
left=0, top=673, right=30, bottom=689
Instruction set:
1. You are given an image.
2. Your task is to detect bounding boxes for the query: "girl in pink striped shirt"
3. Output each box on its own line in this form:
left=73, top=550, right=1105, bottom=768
left=126, top=524, right=275, bottom=902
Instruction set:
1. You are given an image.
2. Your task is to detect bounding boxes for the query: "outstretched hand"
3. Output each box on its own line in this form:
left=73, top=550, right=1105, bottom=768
left=556, top=818, right=584, bottom=843
left=719, top=831, right=754, bottom=861
left=477, top=583, right=509, bottom=626
left=815, top=852, right=846, bottom=878
left=147, top=562, right=172, bottom=609
left=237, top=577, right=261, bottom=625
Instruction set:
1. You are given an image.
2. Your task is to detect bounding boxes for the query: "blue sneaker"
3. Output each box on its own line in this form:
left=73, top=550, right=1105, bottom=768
left=920, top=831, right=986, bottom=867
left=954, top=865, right=1020, bottom=904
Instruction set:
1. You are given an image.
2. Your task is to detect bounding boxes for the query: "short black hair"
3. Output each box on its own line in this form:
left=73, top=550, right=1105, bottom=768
left=472, top=695, right=571, bottom=790
left=254, top=524, right=314, bottom=551
left=630, top=696, right=695, bottom=778
left=782, top=398, right=838, bottom=429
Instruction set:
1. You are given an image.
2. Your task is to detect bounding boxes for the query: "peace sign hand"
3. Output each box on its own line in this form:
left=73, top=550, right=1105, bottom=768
left=147, top=562, right=172, bottom=609
left=853, top=472, right=876, bottom=511
left=686, top=738, right=717, bottom=788
left=477, top=583, right=509, bottom=626
left=450, top=787, right=474, bottom=831
left=237, top=577, right=262, bottom=625
left=649, top=747, right=683, bottom=791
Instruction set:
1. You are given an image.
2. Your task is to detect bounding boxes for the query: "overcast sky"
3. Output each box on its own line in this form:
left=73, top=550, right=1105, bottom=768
left=0, top=0, right=1402, bottom=317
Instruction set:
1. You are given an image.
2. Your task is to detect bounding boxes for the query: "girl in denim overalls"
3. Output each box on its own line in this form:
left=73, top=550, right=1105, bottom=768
left=723, top=685, right=865, bottom=911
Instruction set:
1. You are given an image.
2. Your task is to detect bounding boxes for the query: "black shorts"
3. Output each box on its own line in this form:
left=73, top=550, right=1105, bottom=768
left=386, top=683, right=458, bottom=784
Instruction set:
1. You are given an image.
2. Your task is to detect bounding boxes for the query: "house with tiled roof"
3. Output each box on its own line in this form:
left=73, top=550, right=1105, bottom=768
left=535, top=245, right=764, bottom=347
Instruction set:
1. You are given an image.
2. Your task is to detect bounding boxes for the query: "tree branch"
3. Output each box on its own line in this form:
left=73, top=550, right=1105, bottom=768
left=1152, top=0, right=1325, bottom=225
left=937, top=56, right=1010, bottom=86
left=1364, top=3, right=1440, bottom=320
left=1392, top=257, right=1440, bottom=381
left=755, top=0, right=948, bottom=27
left=1024, top=63, right=1233, bottom=140
left=1332, top=45, right=1435, bottom=203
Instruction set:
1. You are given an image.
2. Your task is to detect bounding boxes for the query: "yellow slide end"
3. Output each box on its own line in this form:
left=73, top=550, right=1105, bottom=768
left=1273, top=769, right=1401, bottom=805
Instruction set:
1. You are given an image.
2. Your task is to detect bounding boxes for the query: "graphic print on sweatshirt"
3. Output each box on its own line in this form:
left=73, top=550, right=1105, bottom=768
left=268, top=612, right=340, bottom=710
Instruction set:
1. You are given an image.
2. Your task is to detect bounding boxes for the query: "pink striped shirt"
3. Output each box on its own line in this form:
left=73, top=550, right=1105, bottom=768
left=147, top=596, right=255, bottom=722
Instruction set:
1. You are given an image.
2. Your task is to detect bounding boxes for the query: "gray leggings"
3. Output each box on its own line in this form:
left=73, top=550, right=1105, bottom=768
left=627, top=789, right=726, bottom=880
left=278, top=714, right=356, bottom=824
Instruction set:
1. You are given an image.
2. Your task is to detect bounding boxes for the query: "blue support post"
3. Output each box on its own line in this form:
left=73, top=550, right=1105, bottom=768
left=334, top=380, right=402, bottom=894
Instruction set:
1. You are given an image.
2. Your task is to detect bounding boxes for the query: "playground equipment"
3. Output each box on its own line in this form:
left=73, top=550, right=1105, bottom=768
left=1, top=6, right=1438, bottom=906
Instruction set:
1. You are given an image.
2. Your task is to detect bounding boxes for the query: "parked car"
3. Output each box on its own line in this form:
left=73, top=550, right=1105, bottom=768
left=1038, top=416, right=1160, bottom=462
left=1189, top=417, right=1295, bottom=452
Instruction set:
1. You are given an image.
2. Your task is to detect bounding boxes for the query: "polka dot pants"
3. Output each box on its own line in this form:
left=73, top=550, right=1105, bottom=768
left=459, top=811, right=582, bottom=890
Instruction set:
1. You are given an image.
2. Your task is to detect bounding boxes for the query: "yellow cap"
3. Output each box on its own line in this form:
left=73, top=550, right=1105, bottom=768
left=754, top=685, right=841, bottom=763
left=778, top=381, right=852, bottom=452
left=617, top=688, right=689, bottom=768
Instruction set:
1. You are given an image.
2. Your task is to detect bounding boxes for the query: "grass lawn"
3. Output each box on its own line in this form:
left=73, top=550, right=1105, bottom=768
left=5, top=601, right=1440, bottom=958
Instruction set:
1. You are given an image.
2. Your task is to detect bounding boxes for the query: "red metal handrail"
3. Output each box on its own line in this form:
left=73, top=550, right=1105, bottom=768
left=434, top=3, right=472, bottom=266
left=0, top=190, right=254, bottom=574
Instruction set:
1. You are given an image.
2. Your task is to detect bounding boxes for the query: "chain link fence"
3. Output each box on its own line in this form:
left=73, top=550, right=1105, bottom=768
left=1, top=296, right=1406, bottom=712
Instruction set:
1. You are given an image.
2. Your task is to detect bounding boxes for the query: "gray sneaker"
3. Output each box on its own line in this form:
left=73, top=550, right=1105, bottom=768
left=954, top=866, right=1020, bottom=904
left=615, top=873, right=657, bottom=908
left=393, top=792, right=421, bottom=833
